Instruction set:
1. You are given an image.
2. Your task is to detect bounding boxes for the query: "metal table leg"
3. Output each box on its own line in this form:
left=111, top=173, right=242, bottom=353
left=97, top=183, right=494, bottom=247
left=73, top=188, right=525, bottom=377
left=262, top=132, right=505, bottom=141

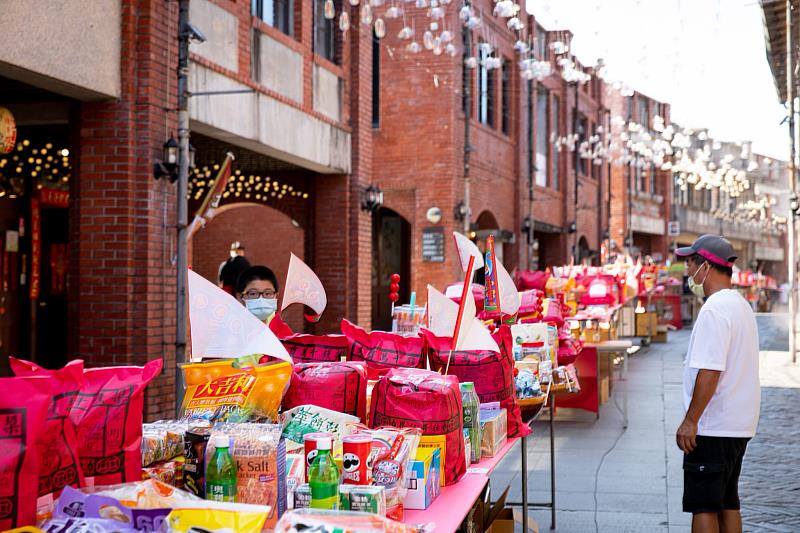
left=550, top=394, right=556, bottom=529
left=522, top=435, right=528, bottom=533
left=623, top=348, right=629, bottom=429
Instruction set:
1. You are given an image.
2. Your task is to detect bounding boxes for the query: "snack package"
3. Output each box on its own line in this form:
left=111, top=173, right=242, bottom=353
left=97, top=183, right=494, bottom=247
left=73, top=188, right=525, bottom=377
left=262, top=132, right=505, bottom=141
left=9, top=358, right=86, bottom=522
left=142, top=457, right=184, bottom=489
left=165, top=502, right=272, bottom=533
left=38, top=516, right=138, bottom=532
left=66, top=479, right=200, bottom=510
left=13, top=358, right=164, bottom=488
left=369, top=368, right=465, bottom=486
left=283, top=362, right=368, bottom=421
left=141, top=421, right=187, bottom=467
left=53, top=485, right=175, bottom=532
left=280, top=405, right=358, bottom=451
left=340, top=485, right=386, bottom=516
left=209, top=423, right=287, bottom=530
left=179, top=361, right=292, bottom=423
left=275, top=509, right=433, bottom=533
left=183, top=425, right=212, bottom=498
left=349, top=425, right=421, bottom=521
left=0, top=375, right=52, bottom=531
left=341, top=320, right=426, bottom=379
left=422, top=326, right=529, bottom=439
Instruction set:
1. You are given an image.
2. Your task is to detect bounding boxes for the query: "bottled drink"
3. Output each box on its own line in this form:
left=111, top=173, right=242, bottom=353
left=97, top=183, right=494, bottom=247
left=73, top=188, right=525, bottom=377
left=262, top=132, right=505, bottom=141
left=309, top=437, right=340, bottom=509
left=460, top=382, right=482, bottom=464
left=206, top=434, right=237, bottom=502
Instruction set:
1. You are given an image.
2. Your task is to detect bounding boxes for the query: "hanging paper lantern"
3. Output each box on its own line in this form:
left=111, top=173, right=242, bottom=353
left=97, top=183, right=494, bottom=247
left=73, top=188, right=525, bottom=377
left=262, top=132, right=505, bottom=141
left=423, top=30, right=434, bottom=50
left=361, top=4, right=372, bottom=24
left=374, top=17, right=386, bottom=38
left=397, top=26, right=413, bottom=39
left=0, top=107, right=16, bottom=154
left=349, top=0, right=360, bottom=4
left=323, top=0, right=335, bottom=20
left=445, top=43, right=457, bottom=57
left=407, top=41, right=422, bottom=53
left=433, top=37, right=443, bottom=55
left=339, top=11, right=350, bottom=31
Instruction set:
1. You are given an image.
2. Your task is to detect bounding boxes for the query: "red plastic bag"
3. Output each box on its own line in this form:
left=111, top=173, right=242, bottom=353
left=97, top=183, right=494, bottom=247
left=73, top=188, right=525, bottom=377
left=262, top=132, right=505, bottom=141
left=516, top=270, right=551, bottom=291
left=0, top=375, right=52, bottom=530
left=341, top=320, right=425, bottom=380
left=8, top=358, right=86, bottom=521
left=268, top=314, right=347, bottom=364
left=283, top=362, right=368, bottom=420
left=12, top=359, right=163, bottom=487
left=369, top=368, right=465, bottom=485
left=422, top=326, right=530, bottom=439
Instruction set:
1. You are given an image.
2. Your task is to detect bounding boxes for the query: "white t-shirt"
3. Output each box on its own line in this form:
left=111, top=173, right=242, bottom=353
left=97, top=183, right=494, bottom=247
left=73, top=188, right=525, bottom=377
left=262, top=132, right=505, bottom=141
left=683, top=288, right=760, bottom=437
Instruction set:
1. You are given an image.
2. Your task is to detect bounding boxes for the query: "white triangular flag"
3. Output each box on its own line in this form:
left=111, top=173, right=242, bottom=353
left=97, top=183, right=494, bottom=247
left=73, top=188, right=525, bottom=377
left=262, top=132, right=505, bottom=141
left=281, top=253, right=327, bottom=318
left=426, top=285, right=499, bottom=353
left=427, top=285, right=460, bottom=338
left=496, top=259, right=521, bottom=316
left=453, top=231, right=485, bottom=272
left=188, top=270, right=292, bottom=364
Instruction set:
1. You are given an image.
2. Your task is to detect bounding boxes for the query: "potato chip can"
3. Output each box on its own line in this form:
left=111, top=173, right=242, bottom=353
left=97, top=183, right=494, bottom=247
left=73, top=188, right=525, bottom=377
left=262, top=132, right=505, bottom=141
left=304, top=432, right=334, bottom=482
left=342, top=434, right=372, bottom=485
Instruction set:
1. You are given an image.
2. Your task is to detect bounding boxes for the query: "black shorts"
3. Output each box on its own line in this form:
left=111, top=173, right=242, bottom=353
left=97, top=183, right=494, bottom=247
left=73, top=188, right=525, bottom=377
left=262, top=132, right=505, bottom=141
left=683, top=435, right=750, bottom=514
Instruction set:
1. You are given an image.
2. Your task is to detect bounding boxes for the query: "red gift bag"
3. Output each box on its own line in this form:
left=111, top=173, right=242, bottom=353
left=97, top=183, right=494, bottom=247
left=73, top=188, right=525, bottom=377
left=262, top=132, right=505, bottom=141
left=268, top=313, right=347, bottom=363
left=369, top=368, right=466, bottom=485
left=341, top=320, right=426, bottom=379
left=283, top=361, right=368, bottom=421
left=421, top=326, right=530, bottom=438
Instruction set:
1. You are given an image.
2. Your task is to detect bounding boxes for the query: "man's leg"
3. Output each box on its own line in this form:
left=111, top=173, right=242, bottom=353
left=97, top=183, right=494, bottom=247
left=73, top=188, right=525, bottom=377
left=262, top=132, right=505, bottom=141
left=692, top=512, right=720, bottom=533
left=718, top=510, right=742, bottom=533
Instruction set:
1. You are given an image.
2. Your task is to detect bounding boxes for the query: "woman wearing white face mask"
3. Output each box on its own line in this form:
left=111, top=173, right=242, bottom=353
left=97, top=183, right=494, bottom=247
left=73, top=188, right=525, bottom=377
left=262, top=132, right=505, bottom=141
left=236, top=265, right=280, bottom=324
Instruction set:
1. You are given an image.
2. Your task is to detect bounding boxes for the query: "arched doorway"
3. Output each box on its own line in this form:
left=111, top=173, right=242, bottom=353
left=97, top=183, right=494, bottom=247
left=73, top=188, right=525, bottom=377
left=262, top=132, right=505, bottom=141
left=474, top=210, right=501, bottom=285
left=190, top=203, right=306, bottom=331
left=578, top=236, right=592, bottom=265
left=372, top=207, right=411, bottom=331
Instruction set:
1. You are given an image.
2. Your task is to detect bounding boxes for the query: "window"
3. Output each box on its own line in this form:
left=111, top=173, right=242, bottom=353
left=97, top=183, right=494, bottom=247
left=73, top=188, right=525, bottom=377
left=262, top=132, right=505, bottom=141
left=673, top=177, right=682, bottom=206
left=535, top=87, right=549, bottom=187
left=313, top=0, right=337, bottom=63
left=501, top=59, right=510, bottom=135
left=551, top=95, right=560, bottom=190
left=626, top=96, right=633, bottom=121
left=591, top=125, right=601, bottom=180
left=638, top=97, right=650, bottom=129
left=649, top=163, right=656, bottom=194
left=534, top=27, right=548, bottom=60
left=478, top=45, right=496, bottom=127
left=635, top=158, right=645, bottom=192
left=577, top=114, right=588, bottom=175
left=372, top=31, right=380, bottom=128
left=252, top=0, right=293, bottom=36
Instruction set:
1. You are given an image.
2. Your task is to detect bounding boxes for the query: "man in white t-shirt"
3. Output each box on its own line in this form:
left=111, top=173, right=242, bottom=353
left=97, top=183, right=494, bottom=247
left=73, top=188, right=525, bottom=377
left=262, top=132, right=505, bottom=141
left=675, top=235, right=760, bottom=533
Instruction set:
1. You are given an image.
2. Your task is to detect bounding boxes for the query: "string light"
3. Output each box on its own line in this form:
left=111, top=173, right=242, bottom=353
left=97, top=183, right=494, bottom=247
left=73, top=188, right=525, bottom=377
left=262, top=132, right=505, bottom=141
left=0, top=139, right=71, bottom=197
left=188, top=163, right=310, bottom=205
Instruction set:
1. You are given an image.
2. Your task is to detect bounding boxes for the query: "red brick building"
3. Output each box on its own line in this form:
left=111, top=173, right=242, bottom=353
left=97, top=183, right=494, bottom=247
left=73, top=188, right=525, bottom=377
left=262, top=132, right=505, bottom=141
left=608, top=89, right=673, bottom=261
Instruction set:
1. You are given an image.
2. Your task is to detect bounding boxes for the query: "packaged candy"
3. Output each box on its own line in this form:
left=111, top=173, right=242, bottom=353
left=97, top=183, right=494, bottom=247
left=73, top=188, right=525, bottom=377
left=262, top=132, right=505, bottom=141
left=275, top=509, right=433, bottom=533
left=165, top=502, right=272, bottom=533
left=0, top=375, right=52, bottom=531
left=369, top=368, right=465, bottom=486
left=340, top=485, right=386, bottom=516
left=342, top=319, right=426, bottom=379
left=422, top=326, right=528, bottom=438
left=283, top=362, right=368, bottom=421
left=179, top=361, right=292, bottom=423
left=349, top=425, right=421, bottom=521
left=280, top=404, right=358, bottom=451
left=142, top=457, right=184, bottom=489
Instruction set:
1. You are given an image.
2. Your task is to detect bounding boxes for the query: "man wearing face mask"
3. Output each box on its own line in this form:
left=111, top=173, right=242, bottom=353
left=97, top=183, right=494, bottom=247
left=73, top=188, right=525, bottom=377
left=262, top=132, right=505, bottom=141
left=236, top=265, right=280, bottom=324
left=674, top=235, right=760, bottom=533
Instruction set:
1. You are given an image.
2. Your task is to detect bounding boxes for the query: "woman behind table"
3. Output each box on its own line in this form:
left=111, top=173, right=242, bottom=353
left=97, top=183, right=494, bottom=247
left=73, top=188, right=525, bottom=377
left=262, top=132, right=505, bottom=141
left=237, top=265, right=280, bottom=325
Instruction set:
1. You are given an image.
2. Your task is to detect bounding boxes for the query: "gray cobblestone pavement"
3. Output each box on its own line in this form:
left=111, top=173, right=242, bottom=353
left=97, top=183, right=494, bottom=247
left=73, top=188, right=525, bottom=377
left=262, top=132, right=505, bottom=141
left=488, top=313, right=800, bottom=533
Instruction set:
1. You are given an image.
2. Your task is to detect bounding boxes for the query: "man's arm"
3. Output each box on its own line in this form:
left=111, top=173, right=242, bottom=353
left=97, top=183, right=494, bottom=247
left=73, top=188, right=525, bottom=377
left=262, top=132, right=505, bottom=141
left=676, top=369, right=721, bottom=453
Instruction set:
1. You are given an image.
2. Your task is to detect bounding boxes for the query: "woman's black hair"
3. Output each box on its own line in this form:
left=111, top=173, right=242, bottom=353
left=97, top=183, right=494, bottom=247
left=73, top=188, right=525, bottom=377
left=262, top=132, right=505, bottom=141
left=236, top=265, right=279, bottom=294
left=686, top=253, right=733, bottom=278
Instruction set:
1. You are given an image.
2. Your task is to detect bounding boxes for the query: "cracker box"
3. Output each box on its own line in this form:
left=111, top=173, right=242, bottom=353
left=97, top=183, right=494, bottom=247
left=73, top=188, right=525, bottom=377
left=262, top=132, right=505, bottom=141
left=405, top=448, right=441, bottom=510
left=480, top=408, right=508, bottom=458
left=417, top=435, right=447, bottom=487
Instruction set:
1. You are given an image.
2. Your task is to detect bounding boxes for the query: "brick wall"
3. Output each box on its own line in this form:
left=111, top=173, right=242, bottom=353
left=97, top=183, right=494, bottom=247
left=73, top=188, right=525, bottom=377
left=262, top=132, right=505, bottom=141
left=190, top=203, right=306, bottom=331
left=72, top=0, right=178, bottom=420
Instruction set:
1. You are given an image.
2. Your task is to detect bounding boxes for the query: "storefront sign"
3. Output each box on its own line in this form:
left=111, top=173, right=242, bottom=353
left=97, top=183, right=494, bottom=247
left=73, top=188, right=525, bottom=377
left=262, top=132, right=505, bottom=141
left=631, top=214, right=665, bottom=236
left=422, top=227, right=445, bottom=263
left=667, top=221, right=680, bottom=237
left=754, top=244, right=784, bottom=261
left=30, top=199, right=41, bottom=299
left=40, top=188, right=70, bottom=208
left=0, top=107, right=16, bottom=154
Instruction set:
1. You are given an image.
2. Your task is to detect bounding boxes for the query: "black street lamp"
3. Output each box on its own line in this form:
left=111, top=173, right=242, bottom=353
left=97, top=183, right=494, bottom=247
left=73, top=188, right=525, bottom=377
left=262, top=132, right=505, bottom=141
left=361, top=185, right=384, bottom=213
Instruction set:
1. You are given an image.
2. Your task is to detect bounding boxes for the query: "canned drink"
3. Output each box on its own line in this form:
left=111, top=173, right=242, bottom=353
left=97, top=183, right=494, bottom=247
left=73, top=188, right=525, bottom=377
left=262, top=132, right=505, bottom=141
left=342, top=434, right=373, bottom=485
left=303, top=432, right=335, bottom=482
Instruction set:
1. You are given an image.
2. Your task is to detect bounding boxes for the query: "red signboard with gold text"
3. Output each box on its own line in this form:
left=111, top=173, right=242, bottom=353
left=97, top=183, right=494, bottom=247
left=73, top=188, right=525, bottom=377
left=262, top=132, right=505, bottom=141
left=40, top=188, right=69, bottom=208
left=30, top=198, right=40, bottom=299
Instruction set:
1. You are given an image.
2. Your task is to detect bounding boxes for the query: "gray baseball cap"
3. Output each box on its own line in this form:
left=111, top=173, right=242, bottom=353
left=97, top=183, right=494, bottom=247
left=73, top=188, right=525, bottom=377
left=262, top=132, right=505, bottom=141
left=675, top=234, right=737, bottom=267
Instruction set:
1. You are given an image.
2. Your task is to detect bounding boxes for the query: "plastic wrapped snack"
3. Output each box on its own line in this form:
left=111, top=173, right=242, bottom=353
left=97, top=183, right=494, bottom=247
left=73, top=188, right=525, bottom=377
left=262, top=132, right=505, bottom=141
left=209, top=423, right=287, bottom=530
left=37, top=516, right=138, bottom=532
left=349, top=425, right=421, bottom=522
left=142, top=457, right=184, bottom=489
left=180, top=361, right=292, bottom=423
left=280, top=404, right=359, bottom=451
left=165, top=505, right=270, bottom=533
left=275, top=509, right=432, bottom=533
left=141, top=421, right=187, bottom=467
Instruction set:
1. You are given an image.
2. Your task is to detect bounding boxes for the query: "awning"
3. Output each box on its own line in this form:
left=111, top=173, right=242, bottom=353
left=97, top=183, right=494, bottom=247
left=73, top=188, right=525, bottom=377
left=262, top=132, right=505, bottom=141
left=760, top=0, right=800, bottom=102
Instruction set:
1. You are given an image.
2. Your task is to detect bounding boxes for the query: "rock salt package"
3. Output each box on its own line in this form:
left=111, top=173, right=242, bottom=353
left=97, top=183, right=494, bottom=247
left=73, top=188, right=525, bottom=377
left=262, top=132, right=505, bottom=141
left=0, top=375, right=52, bottom=531
left=283, top=361, right=368, bottom=421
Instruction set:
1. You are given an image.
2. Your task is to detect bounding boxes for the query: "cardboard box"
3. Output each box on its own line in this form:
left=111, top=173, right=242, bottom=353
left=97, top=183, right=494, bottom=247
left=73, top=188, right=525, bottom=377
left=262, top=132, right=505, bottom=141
left=600, top=377, right=610, bottom=404
left=480, top=408, right=508, bottom=458
left=418, top=435, right=447, bottom=486
left=635, top=312, right=657, bottom=337
left=653, top=325, right=668, bottom=343
left=405, top=448, right=441, bottom=510
left=618, top=307, right=635, bottom=337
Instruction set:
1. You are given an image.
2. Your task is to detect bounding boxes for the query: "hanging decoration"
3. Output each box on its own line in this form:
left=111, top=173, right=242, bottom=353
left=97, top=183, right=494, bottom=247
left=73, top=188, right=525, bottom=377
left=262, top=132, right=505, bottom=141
left=0, top=140, right=72, bottom=198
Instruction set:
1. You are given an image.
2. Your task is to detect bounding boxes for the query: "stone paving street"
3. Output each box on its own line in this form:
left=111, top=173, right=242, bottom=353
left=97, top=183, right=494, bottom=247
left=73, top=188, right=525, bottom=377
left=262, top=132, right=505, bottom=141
left=489, top=313, right=800, bottom=533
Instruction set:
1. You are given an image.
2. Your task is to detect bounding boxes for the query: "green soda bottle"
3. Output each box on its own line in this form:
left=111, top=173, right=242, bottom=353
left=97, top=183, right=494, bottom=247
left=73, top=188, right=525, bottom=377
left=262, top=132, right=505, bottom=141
left=460, top=382, right=482, bottom=464
left=309, top=437, right=340, bottom=509
left=206, top=434, right=237, bottom=502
